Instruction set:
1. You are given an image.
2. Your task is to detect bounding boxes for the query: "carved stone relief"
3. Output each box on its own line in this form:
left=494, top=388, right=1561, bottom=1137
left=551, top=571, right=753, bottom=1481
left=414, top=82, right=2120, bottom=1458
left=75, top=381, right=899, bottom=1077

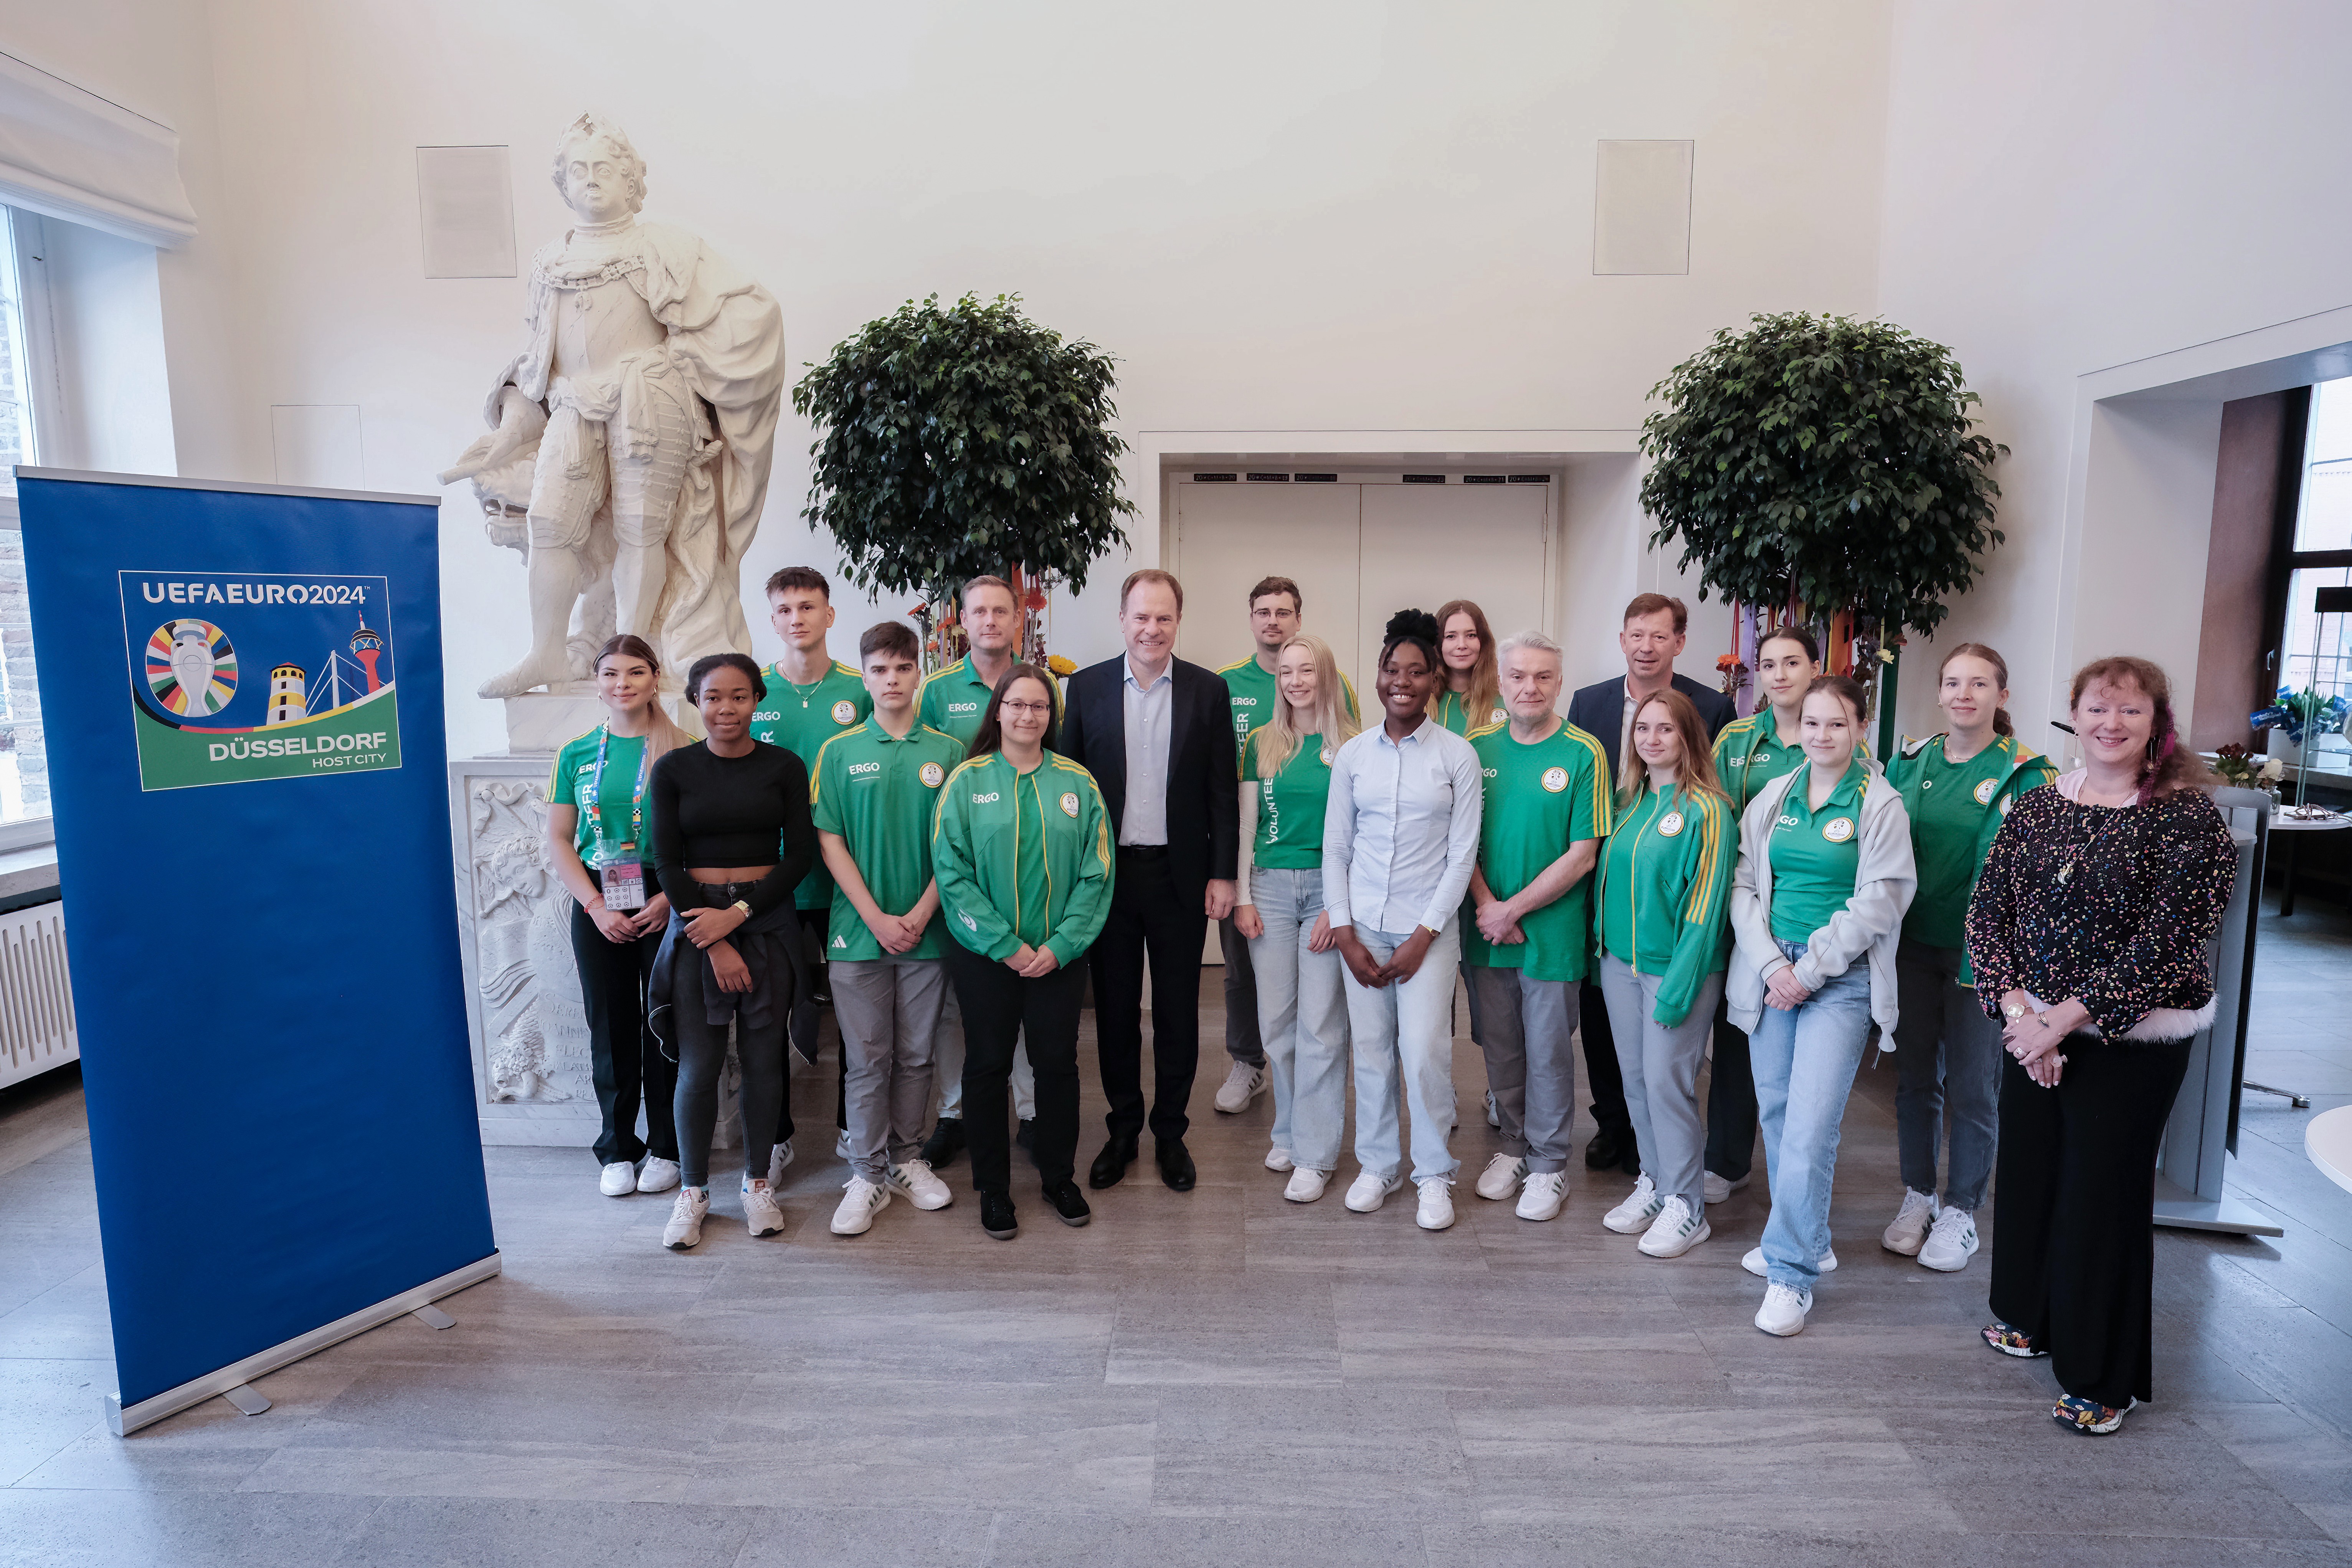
left=467, top=777, right=592, bottom=1104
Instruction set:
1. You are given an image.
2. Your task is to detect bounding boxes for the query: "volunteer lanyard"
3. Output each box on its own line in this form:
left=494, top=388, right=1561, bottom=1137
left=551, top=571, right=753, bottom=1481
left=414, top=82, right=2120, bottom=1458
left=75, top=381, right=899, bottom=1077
left=582, top=724, right=650, bottom=850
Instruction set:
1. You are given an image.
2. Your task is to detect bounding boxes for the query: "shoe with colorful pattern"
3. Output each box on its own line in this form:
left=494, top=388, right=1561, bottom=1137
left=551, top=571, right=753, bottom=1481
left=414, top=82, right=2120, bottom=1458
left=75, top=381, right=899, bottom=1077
left=1981, top=1321, right=2046, bottom=1358
left=2052, top=1395, right=2136, bottom=1435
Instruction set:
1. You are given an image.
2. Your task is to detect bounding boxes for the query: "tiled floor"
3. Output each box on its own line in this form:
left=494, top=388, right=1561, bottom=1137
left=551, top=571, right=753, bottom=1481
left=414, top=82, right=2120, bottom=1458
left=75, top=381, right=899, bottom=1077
left=4, top=898, right=2351, bottom=1566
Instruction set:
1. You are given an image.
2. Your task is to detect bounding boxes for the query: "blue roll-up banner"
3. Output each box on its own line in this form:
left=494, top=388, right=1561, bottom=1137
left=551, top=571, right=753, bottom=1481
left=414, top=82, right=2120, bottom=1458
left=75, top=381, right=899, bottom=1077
left=16, top=469, right=497, bottom=1436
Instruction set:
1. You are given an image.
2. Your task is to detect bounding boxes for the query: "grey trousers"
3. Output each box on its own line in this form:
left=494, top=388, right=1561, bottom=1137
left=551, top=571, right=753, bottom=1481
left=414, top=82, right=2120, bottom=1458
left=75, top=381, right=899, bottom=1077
left=832, top=957, right=949, bottom=1183
left=1892, top=938, right=2004, bottom=1211
left=934, top=987, right=1035, bottom=1122
left=1598, top=955, right=1722, bottom=1221
left=1219, top=912, right=1267, bottom=1066
left=1463, top=964, right=1579, bottom=1173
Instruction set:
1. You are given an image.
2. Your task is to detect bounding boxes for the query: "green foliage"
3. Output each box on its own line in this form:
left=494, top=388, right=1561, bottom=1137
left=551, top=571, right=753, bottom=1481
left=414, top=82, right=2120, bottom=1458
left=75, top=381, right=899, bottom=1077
left=1637, top=312, right=2007, bottom=638
left=791, top=293, right=1135, bottom=607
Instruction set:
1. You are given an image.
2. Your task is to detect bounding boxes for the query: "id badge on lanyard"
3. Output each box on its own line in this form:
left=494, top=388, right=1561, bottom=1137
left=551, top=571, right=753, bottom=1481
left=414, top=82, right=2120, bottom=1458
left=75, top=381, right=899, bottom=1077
left=586, top=726, right=651, bottom=912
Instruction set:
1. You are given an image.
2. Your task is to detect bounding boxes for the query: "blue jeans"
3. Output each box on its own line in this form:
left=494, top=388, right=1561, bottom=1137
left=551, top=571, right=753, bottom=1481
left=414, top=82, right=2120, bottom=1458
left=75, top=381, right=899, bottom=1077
left=1892, top=939, right=2003, bottom=1211
left=1343, top=921, right=1462, bottom=1183
left=1245, top=866, right=1349, bottom=1172
left=1749, top=938, right=1873, bottom=1292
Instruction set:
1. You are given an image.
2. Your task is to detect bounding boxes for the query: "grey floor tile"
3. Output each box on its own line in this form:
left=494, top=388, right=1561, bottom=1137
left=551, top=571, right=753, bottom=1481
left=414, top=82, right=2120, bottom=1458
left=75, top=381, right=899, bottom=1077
left=1148, top=1385, right=1471, bottom=1518
left=0, top=1357, right=107, bottom=1485
left=0, top=1487, right=385, bottom=1568
left=331, top=1494, right=764, bottom=1567
left=1105, top=1276, right=1340, bottom=1385
left=988, top=1508, right=1427, bottom=1568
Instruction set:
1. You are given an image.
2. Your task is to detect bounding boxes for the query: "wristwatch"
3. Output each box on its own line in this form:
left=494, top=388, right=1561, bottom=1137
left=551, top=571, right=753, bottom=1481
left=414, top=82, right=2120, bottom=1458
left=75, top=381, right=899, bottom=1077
left=2002, top=1000, right=2028, bottom=1020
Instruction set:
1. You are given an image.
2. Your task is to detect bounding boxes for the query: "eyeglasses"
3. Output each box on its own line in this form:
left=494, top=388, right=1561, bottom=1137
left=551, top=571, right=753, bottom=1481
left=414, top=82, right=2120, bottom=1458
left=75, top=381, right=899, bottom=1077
left=999, top=700, right=1054, bottom=716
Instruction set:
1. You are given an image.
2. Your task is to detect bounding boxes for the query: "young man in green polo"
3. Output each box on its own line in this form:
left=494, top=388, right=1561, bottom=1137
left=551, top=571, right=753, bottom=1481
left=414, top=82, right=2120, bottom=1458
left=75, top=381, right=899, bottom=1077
left=811, top=620, right=965, bottom=1235
left=1210, top=576, right=1360, bottom=1117
left=749, top=565, right=872, bottom=1175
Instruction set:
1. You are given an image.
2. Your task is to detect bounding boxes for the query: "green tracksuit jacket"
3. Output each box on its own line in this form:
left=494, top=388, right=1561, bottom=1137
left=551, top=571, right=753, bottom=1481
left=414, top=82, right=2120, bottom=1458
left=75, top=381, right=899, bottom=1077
left=930, top=750, right=1113, bottom=969
left=1592, top=782, right=1737, bottom=1028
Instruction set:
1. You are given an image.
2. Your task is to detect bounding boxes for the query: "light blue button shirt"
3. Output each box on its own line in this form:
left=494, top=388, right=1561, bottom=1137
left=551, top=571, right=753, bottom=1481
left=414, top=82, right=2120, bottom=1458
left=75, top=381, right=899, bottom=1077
left=1323, top=719, right=1483, bottom=934
left=1120, top=657, right=1173, bottom=846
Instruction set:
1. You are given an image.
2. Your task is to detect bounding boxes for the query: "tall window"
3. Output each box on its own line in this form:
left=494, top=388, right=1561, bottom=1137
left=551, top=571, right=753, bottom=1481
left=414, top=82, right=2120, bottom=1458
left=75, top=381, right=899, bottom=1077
left=0, top=206, right=51, bottom=834
left=2277, top=378, right=2352, bottom=728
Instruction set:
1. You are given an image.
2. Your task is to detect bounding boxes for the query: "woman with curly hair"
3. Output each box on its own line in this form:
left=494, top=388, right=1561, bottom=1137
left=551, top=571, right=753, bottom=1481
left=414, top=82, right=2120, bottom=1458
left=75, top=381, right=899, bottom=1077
left=1967, top=656, right=2237, bottom=1436
left=1324, top=610, right=1485, bottom=1231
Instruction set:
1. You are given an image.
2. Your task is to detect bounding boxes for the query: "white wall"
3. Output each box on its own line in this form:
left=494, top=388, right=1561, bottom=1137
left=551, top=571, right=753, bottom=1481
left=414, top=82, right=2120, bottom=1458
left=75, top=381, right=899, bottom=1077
left=1878, top=0, right=2352, bottom=750
left=119, top=0, right=1894, bottom=758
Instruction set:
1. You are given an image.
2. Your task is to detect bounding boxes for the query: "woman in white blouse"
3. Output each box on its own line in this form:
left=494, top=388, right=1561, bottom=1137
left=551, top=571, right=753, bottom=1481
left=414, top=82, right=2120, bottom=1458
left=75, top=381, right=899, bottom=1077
left=1324, top=609, right=1485, bottom=1232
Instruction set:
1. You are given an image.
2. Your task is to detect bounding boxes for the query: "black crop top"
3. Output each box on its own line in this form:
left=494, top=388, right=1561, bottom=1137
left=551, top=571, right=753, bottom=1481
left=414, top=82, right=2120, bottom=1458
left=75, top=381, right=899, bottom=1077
left=648, top=740, right=817, bottom=916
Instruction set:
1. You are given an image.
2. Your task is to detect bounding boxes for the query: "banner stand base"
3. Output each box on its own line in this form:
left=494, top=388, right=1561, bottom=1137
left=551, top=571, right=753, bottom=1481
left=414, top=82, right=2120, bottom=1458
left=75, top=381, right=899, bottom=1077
left=103, top=1251, right=502, bottom=1437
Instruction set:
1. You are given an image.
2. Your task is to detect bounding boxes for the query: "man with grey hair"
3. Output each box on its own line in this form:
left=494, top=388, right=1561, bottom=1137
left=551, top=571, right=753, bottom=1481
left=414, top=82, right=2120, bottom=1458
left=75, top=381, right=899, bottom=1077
left=1462, top=630, right=1613, bottom=1220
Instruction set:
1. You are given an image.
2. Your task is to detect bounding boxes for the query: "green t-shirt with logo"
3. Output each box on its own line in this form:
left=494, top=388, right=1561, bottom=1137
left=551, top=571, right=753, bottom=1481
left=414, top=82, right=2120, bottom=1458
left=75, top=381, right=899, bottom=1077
left=1889, top=735, right=2058, bottom=949
left=546, top=725, right=653, bottom=866
left=809, top=720, right=965, bottom=962
left=918, top=656, right=1063, bottom=751
left=1767, top=758, right=1870, bottom=943
left=1242, top=729, right=1335, bottom=871
left=750, top=659, right=873, bottom=909
left=1715, top=712, right=1873, bottom=813
left=1464, top=719, right=1612, bottom=981
left=1434, top=687, right=1508, bottom=737
left=1217, top=655, right=1358, bottom=753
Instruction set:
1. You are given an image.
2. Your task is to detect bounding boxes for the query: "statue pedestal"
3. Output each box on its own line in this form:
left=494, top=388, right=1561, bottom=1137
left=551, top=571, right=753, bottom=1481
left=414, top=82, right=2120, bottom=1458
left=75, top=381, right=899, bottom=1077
left=502, top=686, right=700, bottom=753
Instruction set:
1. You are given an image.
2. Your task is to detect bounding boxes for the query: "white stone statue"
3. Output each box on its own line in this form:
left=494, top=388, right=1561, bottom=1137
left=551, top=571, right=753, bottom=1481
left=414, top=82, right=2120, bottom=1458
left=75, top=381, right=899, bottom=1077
left=440, top=112, right=785, bottom=697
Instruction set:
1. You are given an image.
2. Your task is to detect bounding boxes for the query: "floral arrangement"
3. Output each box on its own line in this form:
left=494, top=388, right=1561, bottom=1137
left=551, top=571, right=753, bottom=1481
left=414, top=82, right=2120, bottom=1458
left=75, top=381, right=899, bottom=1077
left=2250, top=687, right=2349, bottom=747
left=2212, top=743, right=2286, bottom=790
left=1716, top=653, right=1746, bottom=697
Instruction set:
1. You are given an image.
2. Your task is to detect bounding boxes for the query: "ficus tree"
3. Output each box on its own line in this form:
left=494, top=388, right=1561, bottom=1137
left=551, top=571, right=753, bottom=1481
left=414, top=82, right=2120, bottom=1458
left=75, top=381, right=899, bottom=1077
left=791, top=292, right=1135, bottom=626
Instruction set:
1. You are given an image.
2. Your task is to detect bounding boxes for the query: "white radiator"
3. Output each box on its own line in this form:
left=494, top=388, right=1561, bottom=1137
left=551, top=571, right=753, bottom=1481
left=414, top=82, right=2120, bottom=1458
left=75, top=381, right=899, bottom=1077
left=0, top=900, right=74, bottom=1090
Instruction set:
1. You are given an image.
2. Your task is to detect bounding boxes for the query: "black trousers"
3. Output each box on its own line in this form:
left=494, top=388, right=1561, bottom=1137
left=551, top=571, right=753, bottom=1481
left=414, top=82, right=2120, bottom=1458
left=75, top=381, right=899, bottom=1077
left=1217, top=912, right=1265, bottom=1066
left=944, top=941, right=1085, bottom=1194
left=569, top=889, right=677, bottom=1167
left=1091, top=847, right=1207, bottom=1143
left=1989, top=1033, right=2193, bottom=1410
left=1577, top=979, right=1636, bottom=1146
left=1703, top=998, right=1758, bottom=1181
left=771, top=906, right=849, bottom=1152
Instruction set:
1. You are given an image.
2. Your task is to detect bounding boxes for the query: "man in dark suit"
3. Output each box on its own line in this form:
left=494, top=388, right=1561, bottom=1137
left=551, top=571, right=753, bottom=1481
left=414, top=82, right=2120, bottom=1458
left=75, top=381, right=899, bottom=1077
left=1057, top=568, right=1240, bottom=1192
left=1564, top=592, right=1737, bottom=1175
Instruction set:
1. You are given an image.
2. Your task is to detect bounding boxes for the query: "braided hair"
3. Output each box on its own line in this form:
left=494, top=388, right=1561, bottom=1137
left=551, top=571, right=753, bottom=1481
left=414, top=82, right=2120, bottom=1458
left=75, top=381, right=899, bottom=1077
left=1380, top=608, right=1443, bottom=675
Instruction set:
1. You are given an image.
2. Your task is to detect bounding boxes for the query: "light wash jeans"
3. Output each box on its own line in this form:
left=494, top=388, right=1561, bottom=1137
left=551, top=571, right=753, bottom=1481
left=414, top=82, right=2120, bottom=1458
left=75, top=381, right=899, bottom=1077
left=1599, top=956, right=1722, bottom=1219
left=1246, top=866, right=1350, bottom=1173
left=1749, top=938, right=1873, bottom=1292
left=1892, top=938, right=2003, bottom=1212
left=1343, top=920, right=1463, bottom=1184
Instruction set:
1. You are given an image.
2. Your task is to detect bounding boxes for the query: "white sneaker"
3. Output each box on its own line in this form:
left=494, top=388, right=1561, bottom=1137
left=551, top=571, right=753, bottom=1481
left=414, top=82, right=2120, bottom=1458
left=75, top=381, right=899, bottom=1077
left=1474, top=1153, right=1527, bottom=1201
left=1742, top=1244, right=1838, bottom=1277
left=1882, top=1188, right=1937, bottom=1256
left=829, top=1176, right=890, bottom=1236
left=1702, top=1170, right=1750, bottom=1205
left=1485, top=1089, right=1501, bottom=1128
left=1284, top=1167, right=1331, bottom=1204
left=767, top=1140, right=794, bottom=1187
left=662, top=1187, right=710, bottom=1250
left=1918, top=1206, right=1979, bottom=1272
left=1264, top=1147, right=1295, bottom=1173
left=599, top=1161, right=638, bottom=1197
left=1415, top=1176, right=1457, bottom=1231
left=1214, top=1061, right=1268, bottom=1113
left=885, top=1159, right=953, bottom=1211
left=1637, top=1195, right=1711, bottom=1258
left=635, top=1157, right=680, bottom=1195
left=834, top=1128, right=854, bottom=1161
left=742, top=1178, right=785, bottom=1238
left=1602, top=1173, right=1663, bottom=1233
left=1344, top=1170, right=1406, bottom=1213
left=1754, top=1282, right=1811, bottom=1337
left=1516, top=1170, right=1567, bottom=1221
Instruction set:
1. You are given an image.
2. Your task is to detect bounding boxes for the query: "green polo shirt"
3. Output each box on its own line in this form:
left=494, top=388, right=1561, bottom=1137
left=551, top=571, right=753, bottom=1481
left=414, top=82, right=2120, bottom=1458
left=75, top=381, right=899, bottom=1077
left=1435, top=688, right=1507, bottom=737
left=918, top=655, right=1062, bottom=750
left=1767, top=758, right=1869, bottom=943
left=809, top=720, right=965, bottom=961
left=1463, top=719, right=1612, bottom=982
left=1243, top=729, right=1335, bottom=870
left=1217, top=654, right=1359, bottom=752
left=750, top=659, right=872, bottom=910
left=546, top=725, right=653, bottom=866
left=1890, top=735, right=2058, bottom=949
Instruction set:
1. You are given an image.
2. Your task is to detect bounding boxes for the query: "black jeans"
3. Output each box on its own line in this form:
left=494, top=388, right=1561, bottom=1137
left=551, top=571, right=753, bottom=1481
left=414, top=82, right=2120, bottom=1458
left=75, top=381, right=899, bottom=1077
left=1090, top=847, right=1207, bottom=1143
left=570, top=879, right=677, bottom=1168
left=1704, top=997, right=1757, bottom=1182
left=943, top=940, right=1086, bottom=1194
left=670, top=939, right=791, bottom=1190
left=1577, top=978, right=1636, bottom=1148
left=1988, top=1033, right=2193, bottom=1409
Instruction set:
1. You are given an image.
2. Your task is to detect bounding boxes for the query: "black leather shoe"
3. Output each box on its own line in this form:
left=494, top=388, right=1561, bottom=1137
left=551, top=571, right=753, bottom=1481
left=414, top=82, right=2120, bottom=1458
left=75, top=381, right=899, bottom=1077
left=980, top=1191, right=1018, bottom=1240
left=1089, top=1135, right=1138, bottom=1190
left=1619, top=1141, right=1642, bottom=1176
left=1016, top=1119, right=1035, bottom=1152
left=1045, top=1179, right=1092, bottom=1227
left=1157, top=1138, right=1196, bottom=1192
left=921, top=1117, right=966, bottom=1170
left=1584, top=1126, right=1624, bottom=1171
